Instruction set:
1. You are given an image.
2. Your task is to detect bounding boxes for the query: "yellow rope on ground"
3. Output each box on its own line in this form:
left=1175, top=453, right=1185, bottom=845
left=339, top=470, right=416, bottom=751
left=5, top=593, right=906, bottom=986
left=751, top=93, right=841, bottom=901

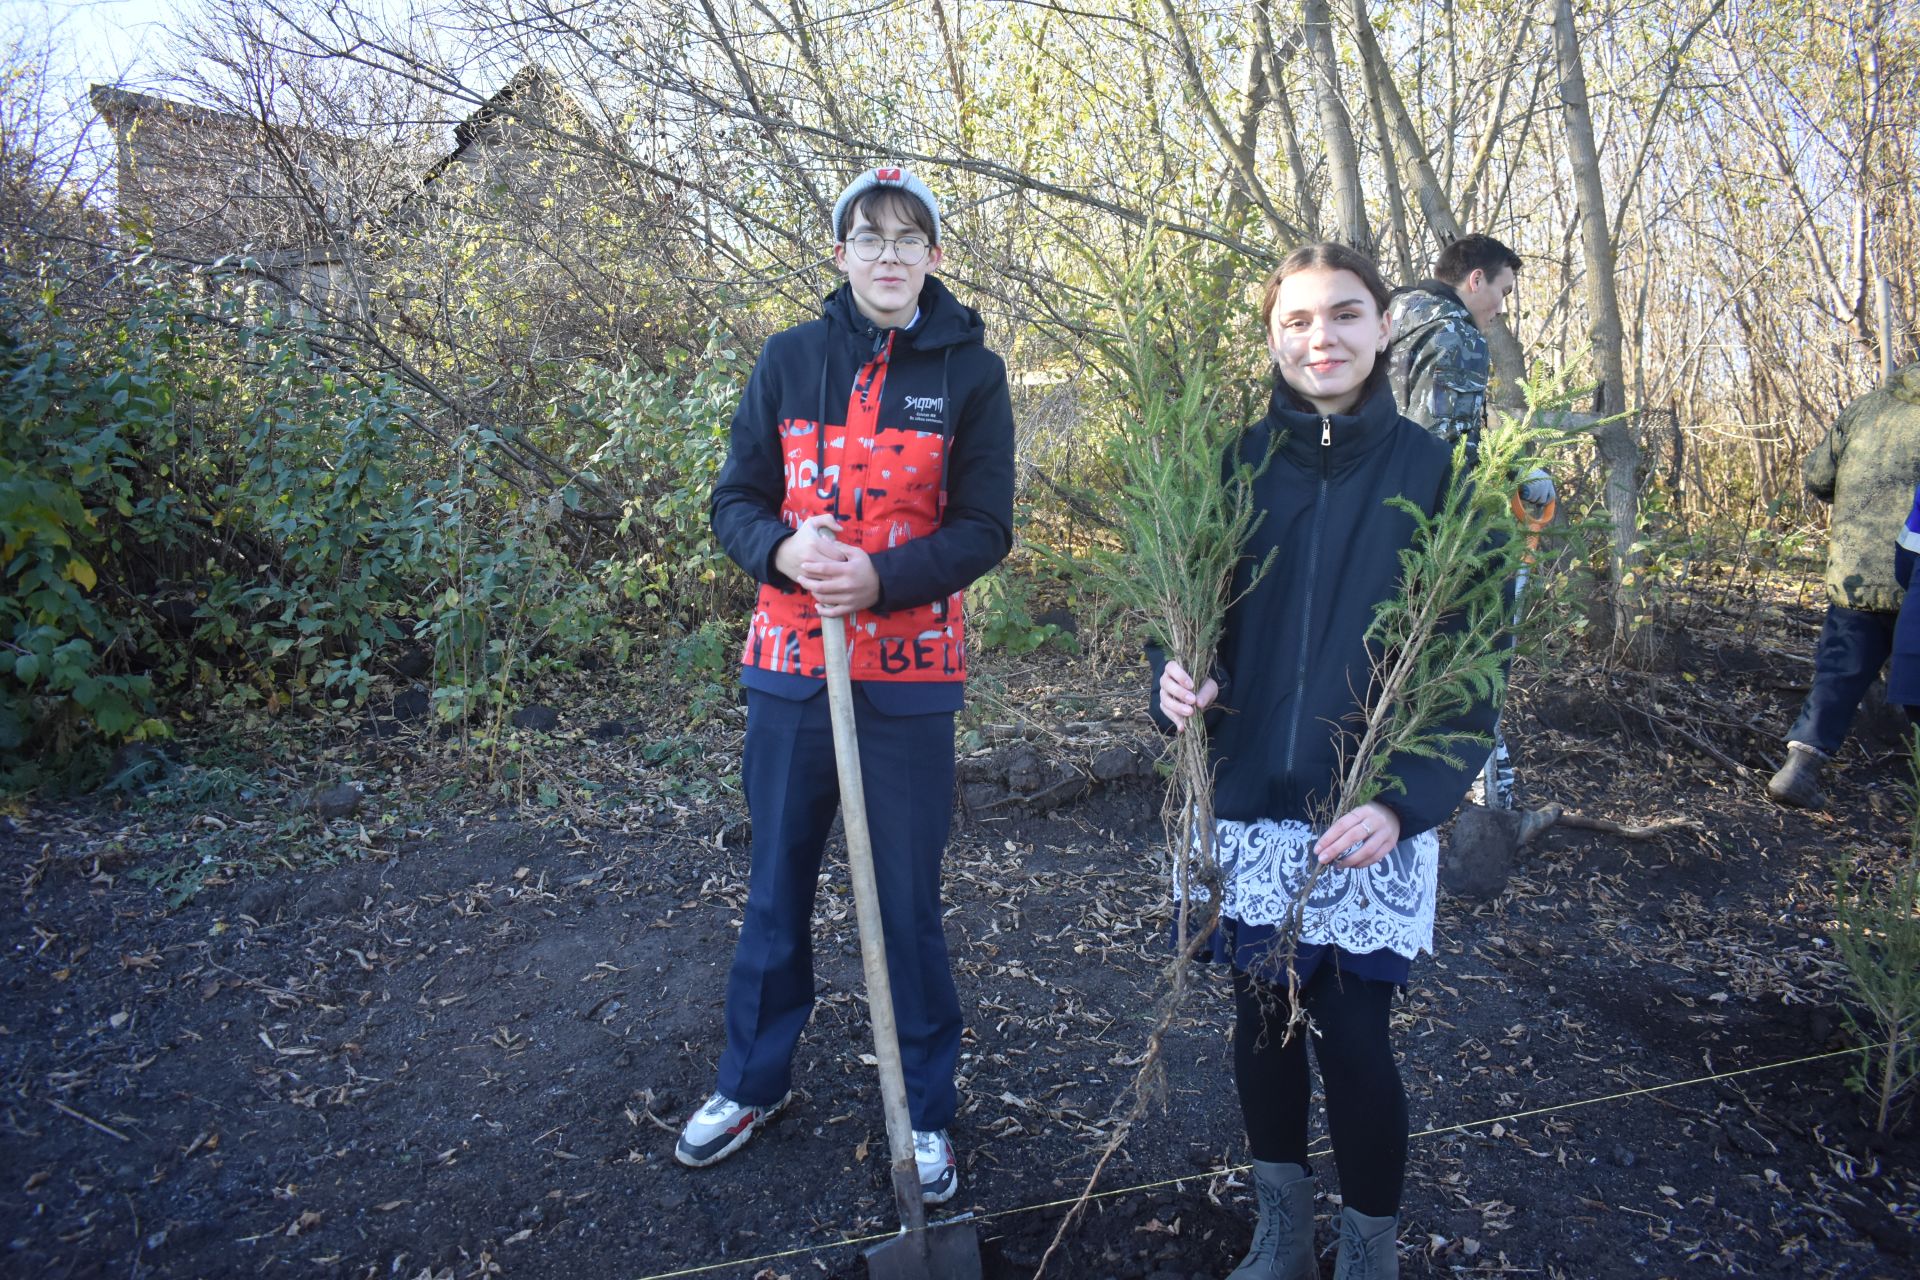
left=630, top=1041, right=1879, bottom=1280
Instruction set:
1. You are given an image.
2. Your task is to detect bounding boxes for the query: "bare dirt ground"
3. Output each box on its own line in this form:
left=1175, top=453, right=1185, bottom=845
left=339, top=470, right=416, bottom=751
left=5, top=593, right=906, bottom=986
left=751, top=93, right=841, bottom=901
left=3, top=593, right=1917, bottom=1280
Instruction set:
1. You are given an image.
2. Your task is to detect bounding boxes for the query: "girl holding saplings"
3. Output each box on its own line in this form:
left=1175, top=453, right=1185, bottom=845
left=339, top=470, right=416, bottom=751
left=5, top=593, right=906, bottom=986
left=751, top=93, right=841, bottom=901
left=1154, top=242, right=1498, bottom=1280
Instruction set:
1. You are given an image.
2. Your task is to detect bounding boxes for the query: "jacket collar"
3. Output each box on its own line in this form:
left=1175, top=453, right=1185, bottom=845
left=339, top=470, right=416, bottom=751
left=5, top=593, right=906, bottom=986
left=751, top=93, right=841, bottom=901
left=822, top=275, right=982, bottom=352
left=1409, top=278, right=1469, bottom=315
left=1264, top=365, right=1400, bottom=468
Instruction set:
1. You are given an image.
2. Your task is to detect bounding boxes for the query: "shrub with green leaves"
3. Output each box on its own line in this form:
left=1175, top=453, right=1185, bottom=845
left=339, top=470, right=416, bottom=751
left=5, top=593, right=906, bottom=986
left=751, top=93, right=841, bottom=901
left=971, top=567, right=1078, bottom=656
left=1, top=273, right=175, bottom=751
left=0, top=253, right=622, bottom=769
left=571, top=324, right=753, bottom=630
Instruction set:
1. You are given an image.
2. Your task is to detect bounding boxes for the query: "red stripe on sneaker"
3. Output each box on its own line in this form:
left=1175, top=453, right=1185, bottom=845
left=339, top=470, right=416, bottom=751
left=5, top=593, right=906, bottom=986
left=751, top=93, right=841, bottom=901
left=725, top=1111, right=759, bottom=1136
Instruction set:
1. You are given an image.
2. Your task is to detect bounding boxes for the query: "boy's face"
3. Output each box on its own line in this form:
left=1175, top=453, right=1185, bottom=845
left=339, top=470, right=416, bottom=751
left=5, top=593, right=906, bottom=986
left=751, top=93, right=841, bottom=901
left=1460, top=265, right=1516, bottom=330
left=833, top=199, right=941, bottom=330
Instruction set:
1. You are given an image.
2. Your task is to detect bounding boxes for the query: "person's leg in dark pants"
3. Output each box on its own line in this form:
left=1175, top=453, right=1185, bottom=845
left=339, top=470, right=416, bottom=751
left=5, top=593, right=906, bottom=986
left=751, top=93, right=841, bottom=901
left=1233, top=970, right=1313, bottom=1167
left=1231, top=969, right=1321, bottom=1279
left=1234, top=965, right=1406, bottom=1214
left=1774, top=605, right=1899, bottom=806
left=857, top=696, right=963, bottom=1131
left=716, top=688, right=839, bottom=1107
left=1788, top=604, right=1898, bottom=755
left=1304, top=970, right=1406, bottom=1219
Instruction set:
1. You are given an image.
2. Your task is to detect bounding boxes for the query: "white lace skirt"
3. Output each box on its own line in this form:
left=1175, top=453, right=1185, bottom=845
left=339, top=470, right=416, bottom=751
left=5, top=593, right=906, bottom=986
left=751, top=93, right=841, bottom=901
left=1175, top=817, right=1439, bottom=961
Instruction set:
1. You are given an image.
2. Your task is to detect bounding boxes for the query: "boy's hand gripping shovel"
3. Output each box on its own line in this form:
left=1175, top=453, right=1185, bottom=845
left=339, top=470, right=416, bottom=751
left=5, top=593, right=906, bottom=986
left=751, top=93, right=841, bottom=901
left=814, top=529, right=982, bottom=1280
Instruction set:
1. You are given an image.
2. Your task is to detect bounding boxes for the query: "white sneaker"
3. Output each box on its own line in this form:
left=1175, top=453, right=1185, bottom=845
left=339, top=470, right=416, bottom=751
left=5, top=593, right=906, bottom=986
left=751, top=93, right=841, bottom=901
left=673, top=1092, right=789, bottom=1168
left=914, top=1128, right=958, bottom=1204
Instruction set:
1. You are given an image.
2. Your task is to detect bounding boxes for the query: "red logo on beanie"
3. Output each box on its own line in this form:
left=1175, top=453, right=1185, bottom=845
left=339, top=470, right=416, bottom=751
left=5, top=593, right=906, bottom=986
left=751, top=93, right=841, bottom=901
left=876, top=167, right=902, bottom=182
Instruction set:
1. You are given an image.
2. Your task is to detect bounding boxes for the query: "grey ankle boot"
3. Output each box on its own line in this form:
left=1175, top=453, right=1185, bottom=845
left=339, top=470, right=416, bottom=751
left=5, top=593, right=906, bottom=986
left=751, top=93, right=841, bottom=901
left=1226, top=1160, right=1319, bottom=1280
left=1331, top=1206, right=1397, bottom=1280
left=1767, top=742, right=1827, bottom=808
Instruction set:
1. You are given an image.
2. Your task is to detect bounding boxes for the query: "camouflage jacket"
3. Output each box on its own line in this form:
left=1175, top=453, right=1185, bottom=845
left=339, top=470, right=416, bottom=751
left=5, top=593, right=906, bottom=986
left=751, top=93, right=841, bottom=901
left=1805, top=362, right=1920, bottom=613
left=1387, top=281, right=1488, bottom=457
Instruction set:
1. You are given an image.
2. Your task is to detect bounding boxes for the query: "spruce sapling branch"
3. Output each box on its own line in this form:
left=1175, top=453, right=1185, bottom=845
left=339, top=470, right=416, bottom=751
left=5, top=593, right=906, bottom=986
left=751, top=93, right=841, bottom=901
left=1032, top=234, right=1270, bottom=1278
left=1832, top=734, right=1920, bottom=1134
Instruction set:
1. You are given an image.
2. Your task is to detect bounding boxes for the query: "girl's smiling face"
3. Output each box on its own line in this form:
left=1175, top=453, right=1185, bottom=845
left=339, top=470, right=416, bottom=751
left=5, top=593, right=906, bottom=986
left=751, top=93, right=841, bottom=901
left=1266, top=266, right=1392, bottom=415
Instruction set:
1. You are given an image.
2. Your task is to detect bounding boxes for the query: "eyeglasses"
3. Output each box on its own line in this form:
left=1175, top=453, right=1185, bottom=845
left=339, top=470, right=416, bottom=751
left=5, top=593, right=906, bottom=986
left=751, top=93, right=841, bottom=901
left=846, top=233, right=931, bottom=265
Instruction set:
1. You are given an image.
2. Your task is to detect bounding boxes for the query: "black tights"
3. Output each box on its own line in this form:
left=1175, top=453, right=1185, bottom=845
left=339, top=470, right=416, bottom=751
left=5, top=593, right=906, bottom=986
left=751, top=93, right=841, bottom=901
left=1233, top=965, right=1407, bottom=1218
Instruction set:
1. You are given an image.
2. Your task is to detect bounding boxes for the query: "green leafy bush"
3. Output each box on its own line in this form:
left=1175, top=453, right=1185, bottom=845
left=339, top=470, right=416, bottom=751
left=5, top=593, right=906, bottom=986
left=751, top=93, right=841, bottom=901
left=1, top=274, right=175, bottom=751
left=571, top=325, right=752, bottom=629
left=0, top=255, right=623, bottom=769
left=971, top=568, right=1078, bottom=655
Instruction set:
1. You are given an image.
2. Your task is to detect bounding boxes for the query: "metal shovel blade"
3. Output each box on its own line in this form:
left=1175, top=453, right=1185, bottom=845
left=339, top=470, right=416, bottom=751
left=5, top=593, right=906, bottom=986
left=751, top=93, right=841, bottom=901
left=862, top=1213, right=983, bottom=1280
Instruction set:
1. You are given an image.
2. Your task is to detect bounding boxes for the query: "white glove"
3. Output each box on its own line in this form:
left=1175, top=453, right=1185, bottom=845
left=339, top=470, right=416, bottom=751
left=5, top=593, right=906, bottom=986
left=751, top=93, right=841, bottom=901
left=1519, top=468, right=1556, bottom=509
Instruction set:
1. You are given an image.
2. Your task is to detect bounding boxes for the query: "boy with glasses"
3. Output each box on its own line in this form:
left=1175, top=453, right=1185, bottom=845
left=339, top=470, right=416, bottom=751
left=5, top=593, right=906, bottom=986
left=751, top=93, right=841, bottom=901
left=678, top=167, right=1015, bottom=1205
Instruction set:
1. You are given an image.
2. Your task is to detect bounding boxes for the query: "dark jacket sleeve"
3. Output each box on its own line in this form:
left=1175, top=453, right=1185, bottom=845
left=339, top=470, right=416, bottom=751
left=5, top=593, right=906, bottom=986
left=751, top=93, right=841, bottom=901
left=1376, top=687, right=1500, bottom=834
left=1400, top=320, right=1489, bottom=450
left=868, top=351, right=1016, bottom=611
left=1374, top=463, right=1503, bottom=835
left=710, top=337, right=799, bottom=588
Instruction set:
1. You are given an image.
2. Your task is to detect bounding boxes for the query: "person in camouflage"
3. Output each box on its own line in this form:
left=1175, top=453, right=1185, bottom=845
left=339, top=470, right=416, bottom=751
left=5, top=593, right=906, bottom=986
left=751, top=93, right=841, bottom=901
left=1386, top=235, right=1548, bottom=809
left=1387, top=234, right=1520, bottom=462
left=1768, top=362, right=1920, bottom=808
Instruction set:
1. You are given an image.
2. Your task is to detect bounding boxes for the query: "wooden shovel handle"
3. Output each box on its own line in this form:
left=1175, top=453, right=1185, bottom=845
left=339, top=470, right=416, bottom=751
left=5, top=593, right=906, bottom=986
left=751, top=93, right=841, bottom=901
left=814, top=528, right=929, bottom=1232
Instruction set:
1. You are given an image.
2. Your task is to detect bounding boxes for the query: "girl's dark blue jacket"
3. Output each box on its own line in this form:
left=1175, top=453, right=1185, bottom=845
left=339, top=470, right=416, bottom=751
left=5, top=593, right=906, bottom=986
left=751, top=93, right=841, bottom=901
left=1149, top=371, right=1497, bottom=836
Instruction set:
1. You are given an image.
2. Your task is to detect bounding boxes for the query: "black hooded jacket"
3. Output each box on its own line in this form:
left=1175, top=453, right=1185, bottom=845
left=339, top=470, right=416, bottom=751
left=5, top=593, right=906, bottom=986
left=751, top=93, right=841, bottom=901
left=710, top=275, right=1015, bottom=710
left=1149, top=370, right=1497, bottom=836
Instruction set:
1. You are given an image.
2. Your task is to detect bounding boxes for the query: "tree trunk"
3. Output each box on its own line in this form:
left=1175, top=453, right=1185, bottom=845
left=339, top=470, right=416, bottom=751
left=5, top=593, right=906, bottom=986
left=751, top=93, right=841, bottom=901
left=1156, top=0, right=1304, bottom=244
left=1302, top=0, right=1370, bottom=252
left=1347, top=0, right=1524, bottom=396
left=1224, top=24, right=1267, bottom=227
left=1254, top=6, right=1320, bottom=240
left=1456, top=19, right=1530, bottom=229
left=1554, top=0, right=1640, bottom=650
left=1355, top=14, right=1413, bottom=280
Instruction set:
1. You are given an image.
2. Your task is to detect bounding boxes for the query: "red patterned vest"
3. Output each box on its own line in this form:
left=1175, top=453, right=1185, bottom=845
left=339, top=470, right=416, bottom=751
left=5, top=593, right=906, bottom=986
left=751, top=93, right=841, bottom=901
left=741, top=331, right=966, bottom=682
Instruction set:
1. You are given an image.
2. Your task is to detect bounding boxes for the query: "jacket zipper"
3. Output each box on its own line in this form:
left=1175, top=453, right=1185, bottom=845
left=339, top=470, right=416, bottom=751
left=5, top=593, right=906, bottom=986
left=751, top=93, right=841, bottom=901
left=843, top=332, right=893, bottom=522
left=1283, top=416, right=1333, bottom=779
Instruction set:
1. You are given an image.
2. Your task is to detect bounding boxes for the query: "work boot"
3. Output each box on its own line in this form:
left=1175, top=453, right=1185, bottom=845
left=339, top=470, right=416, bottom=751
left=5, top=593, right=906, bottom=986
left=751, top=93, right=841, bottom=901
left=1227, top=1160, right=1319, bottom=1279
left=1331, top=1206, right=1397, bottom=1280
left=1767, top=742, right=1827, bottom=808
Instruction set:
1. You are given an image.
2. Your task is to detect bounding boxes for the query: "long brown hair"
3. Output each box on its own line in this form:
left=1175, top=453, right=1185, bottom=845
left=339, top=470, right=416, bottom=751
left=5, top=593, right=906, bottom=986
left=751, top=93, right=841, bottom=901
left=1257, top=242, right=1392, bottom=329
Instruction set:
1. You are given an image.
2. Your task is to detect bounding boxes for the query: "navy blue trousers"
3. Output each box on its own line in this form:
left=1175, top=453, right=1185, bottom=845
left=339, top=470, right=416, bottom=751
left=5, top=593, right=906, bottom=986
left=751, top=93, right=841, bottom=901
left=1788, top=605, right=1897, bottom=756
left=716, top=686, right=962, bottom=1130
